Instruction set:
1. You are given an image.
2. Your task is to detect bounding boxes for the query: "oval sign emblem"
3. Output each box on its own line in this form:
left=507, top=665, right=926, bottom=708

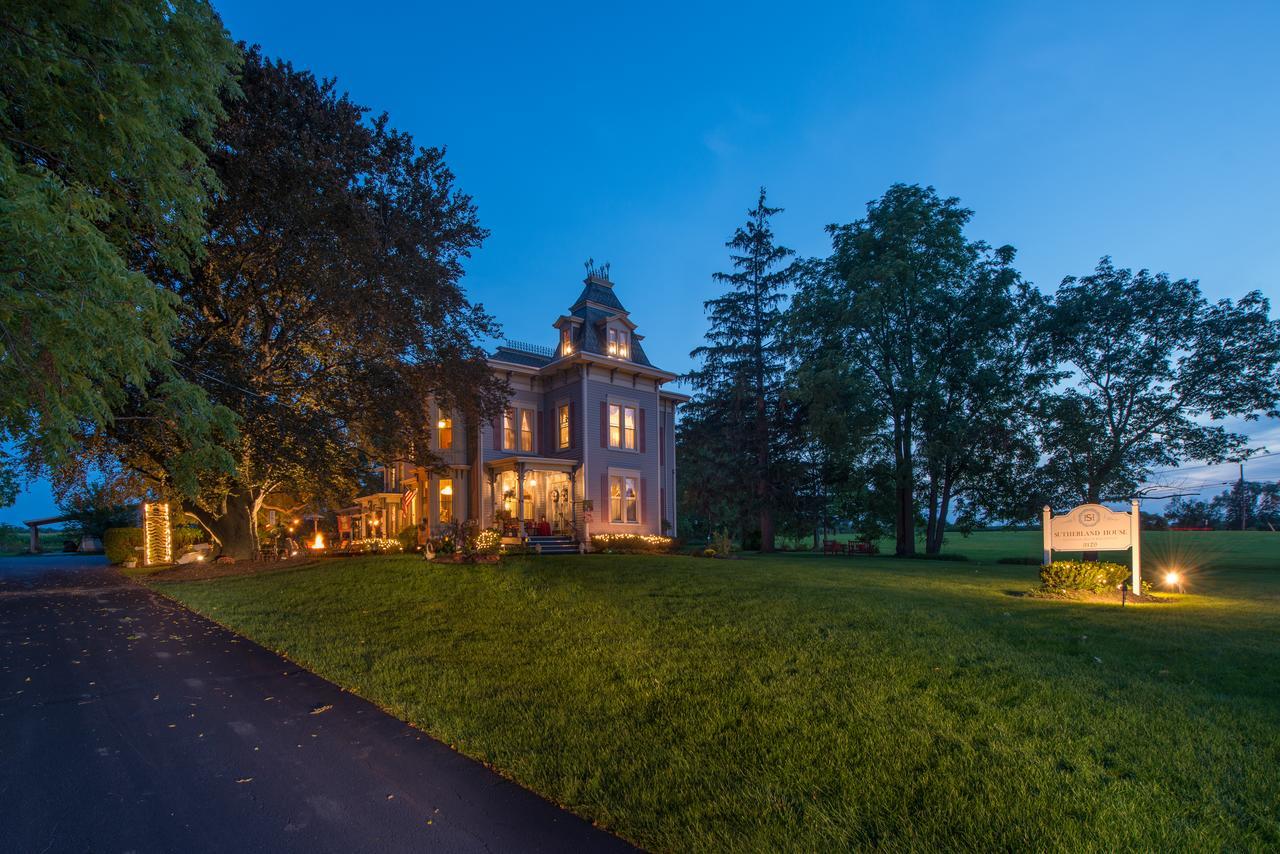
left=1079, top=508, right=1100, bottom=528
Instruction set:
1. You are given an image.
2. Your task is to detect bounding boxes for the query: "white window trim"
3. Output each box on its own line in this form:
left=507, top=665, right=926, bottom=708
left=607, top=467, right=642, bottom=525
left=556, top=399, right=571, bottom=450
left=606, top=395, right=640, bottom=453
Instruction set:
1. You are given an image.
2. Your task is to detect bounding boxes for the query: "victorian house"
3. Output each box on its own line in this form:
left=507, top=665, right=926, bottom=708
left=339, top=266, right=687, bottom=546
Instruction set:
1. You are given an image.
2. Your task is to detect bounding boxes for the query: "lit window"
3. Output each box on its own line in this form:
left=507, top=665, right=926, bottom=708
left=609, top=475, right=638, bottom=523
left=608, top=403, right=637, bottom=450
left=503, top=409, right=515, bottom=450
left=560, top=326, right=573, bottom=355
left=607, top=328, right=618, bottom=356
left=618, top=331, right=629, bottom=359
left=439, top=478, right=453, bottom=523
left=519, top=409, right=533, bottom=452
left=437, top=415, right=452, bottom=450
left=558, top=404, right=570, bottom=449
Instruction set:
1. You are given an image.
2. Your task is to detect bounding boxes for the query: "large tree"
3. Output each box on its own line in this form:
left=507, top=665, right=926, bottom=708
left=684, top=189, right=795, bottom=552
left=85, top=49, right=506, bottom=557
left=791, top=184, right=1035, bottom=555
left=1039, top=258, right=1280, bottom=505
left=0, top=0, right=240, bottom=498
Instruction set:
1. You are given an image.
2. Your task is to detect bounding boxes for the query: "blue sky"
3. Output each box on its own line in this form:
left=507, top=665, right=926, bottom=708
left=7, top=1, right=1280, bottom=522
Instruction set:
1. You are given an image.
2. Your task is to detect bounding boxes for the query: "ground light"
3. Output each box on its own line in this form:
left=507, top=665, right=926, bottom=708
left=1163, top=569, right=1185, bottom=592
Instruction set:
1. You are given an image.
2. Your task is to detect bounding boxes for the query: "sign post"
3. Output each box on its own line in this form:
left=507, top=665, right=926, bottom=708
left=1042, top=501, right=1142, bottom=595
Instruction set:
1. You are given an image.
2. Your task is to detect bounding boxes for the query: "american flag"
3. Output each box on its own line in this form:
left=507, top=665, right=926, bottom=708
left=401, top=487, right=418, bottom=516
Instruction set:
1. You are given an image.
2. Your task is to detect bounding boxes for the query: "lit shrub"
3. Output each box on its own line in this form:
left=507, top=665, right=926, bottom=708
left=1039, top=560, right=1131, bottom=592
left=474, top=528, right=502, bottom=555
left=349, top=537, right=403, bottom=554
left=590, top=534, right=675, bottom=554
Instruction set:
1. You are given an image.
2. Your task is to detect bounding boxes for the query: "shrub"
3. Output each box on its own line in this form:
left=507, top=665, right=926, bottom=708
left=1040, top=560, right=1131, bottom=592
left=397, top=524, right=418, bottom=553
left=103, top=527, right=142, bottom=564
left=348, top=537, right=403, bottom=554
left=590, top=534, right=675, bottom=554
left=171, top=525, right=205, bottom=552
left=474, top=528, right=502, bottom=555
left=710, top=529, right=734, bottom=557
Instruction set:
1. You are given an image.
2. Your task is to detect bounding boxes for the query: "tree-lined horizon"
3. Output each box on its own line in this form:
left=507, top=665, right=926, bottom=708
left=680, top=184, right=1280, bottom=554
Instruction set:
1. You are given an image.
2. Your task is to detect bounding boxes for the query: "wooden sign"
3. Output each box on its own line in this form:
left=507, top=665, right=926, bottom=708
left=1042, top=501, right=1142, bottom=594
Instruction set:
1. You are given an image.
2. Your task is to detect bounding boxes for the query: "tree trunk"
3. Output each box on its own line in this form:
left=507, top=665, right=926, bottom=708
left=757, top=394, right=774, bottom=553
left=186, top=485, right=260, bottom=560
left=928, top=480, right=954, bottom=555
left=894, top=412, right=915, bottom=557
left=924, top=472, right=941, bottom=555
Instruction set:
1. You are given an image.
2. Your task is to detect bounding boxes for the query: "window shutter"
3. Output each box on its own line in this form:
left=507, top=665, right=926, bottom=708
left=660, top=487, right=666, bottom=527
left=569, top=400, right=576, bottom=449
left=641, top=477, right=648, bottom=525
left=600, top=401, right=608, bottom=448
left=638, top=408, right=646, bottom=454
left=659, top=412, right=664, bottom=465
left=601, top=473, right=609, bottom=519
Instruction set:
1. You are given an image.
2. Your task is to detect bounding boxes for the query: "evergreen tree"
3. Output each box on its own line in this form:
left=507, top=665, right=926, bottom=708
left=684, top=189, right=794, bottom=552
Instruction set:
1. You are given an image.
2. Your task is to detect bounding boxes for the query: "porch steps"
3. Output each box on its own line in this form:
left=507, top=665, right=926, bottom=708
left=525, top=535, right=582, bottom=555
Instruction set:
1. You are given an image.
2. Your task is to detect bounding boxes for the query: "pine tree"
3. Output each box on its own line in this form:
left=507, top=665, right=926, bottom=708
left=685, top=189, right=794, bottom=552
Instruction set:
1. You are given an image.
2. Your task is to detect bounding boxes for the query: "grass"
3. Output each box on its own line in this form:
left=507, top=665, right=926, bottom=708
left=154, top=533, right=1280, bottom=851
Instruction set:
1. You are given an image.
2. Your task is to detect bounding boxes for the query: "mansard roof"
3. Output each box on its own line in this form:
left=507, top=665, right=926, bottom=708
left=489, top=269, right=660, bottom=372
left=570, top=274, right=626, bottom=313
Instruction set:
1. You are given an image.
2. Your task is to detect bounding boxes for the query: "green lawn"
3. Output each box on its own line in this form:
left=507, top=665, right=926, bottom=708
left=155, top=533, right=1279, bottom=851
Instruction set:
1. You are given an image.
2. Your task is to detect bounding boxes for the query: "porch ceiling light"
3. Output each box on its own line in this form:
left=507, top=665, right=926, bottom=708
left=437, top=419, right=447, bottom=429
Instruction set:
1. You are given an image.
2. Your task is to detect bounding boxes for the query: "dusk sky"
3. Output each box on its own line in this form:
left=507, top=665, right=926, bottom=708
left=7, top=1, right=1280, bottom=521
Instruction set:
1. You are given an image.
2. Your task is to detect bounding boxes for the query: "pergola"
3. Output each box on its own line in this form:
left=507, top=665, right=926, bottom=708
left=20, top=515, right=72, bottom=553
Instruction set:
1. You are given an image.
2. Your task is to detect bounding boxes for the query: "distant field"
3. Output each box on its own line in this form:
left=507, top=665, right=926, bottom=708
left=800, top=529, right=1277, bottom=580
left=0, top=527, right=73, bottom=555
left=155, top=531, right=1279, bottom=851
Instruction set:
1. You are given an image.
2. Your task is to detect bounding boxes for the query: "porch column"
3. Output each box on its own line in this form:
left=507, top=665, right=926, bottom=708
left=488, top=470, right=497, bottom=528
left=569, top=468, right=578, bottom=531
left=516, top=462, right=526, bottom=538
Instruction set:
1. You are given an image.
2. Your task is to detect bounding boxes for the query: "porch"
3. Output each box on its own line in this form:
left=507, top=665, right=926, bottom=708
left=485, top=456, right=581, bottom=540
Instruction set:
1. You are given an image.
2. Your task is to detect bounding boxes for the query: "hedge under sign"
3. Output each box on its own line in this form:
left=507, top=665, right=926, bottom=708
left=1042, top=501, right=1143, bottom=594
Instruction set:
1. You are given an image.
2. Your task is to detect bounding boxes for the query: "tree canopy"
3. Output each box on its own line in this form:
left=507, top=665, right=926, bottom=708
left=77, top=48, right=505, bottom=557
left=0, top=0, right=240, bottom=499
left=1039, top=258, right=1280, bottom=504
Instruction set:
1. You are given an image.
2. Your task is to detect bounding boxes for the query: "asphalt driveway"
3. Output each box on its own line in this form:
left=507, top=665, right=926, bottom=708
left=0, top=555, right=634, bottom=853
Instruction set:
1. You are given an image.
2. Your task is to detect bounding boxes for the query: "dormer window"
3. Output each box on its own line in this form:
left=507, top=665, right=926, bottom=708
left=607, top=327, right=630, bottom=359
left=560, top=326, right=573, bottom=355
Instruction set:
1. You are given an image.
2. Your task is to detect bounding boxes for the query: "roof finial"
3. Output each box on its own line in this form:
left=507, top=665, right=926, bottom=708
left=584, top=257, right=611, bottom=283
